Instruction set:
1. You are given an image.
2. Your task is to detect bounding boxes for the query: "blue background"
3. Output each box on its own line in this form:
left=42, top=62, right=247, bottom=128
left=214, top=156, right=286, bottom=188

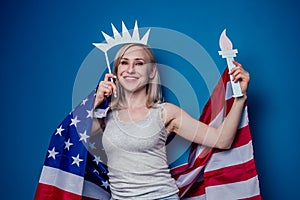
left=1, top=0, right=299, bottom=199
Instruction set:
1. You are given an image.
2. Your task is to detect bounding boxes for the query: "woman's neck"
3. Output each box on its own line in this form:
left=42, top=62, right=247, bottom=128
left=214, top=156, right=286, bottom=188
left=123, top=89, right=148, bottom=109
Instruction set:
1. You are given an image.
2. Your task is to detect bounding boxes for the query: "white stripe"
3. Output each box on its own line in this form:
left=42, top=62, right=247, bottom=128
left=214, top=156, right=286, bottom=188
left=205, top=141, right=254, bottom=172
left=208, top=100, right=248, bottom=130
left=225, top=81, right=233, bottom=100
left=182, top=194, right=206, bottom=200
left=39, top=166, right=83, bottom=195
left=209, top=107, right=224, bottom=128
left=189, top=145, right=206, bottom=167
left=239, top=106, right=249, bottom=129
left=82, top=180, right=111, bottom=199
left=211, top=81, right=249, bottom=129
left=208, top=105, right=248, bottom=133
left=176, top=166, right=204, bottom=187
left=225, top=80, right=249, bottom=129
left=205, top=176, right=260, bottom=199
left=211, top=81, right=231, bottom=128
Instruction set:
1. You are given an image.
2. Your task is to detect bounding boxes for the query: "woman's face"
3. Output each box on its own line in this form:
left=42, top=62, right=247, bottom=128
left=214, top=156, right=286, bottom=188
left=117, top=45, right=155, bottom=93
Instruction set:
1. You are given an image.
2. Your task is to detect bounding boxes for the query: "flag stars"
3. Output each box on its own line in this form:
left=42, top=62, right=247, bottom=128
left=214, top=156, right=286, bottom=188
left=64, top=139, right=73, bottom=151
left=93, top=155, right=102, bottom=165
left=81, top=97, right=89, bottom=106
left=86, top=109, right=94, bottom=119
left=55, top=125, right=64, bottom=136
left=48, top=147, right=59, bottom=160
left=93, top=169, right=99, bottom=175
left=101, top=180, right=109, bottom=189
left=89, top=142, right=96, bottom=150
left=70, top=116, right=80, bottom=127
left=79, top=131, right=90, bottom=143
left=71, top=154, right=83, bottom=167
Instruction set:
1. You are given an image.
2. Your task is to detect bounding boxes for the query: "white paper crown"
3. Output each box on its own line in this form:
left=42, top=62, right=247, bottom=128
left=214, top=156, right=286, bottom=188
left=93, top=21, right=150, bottom=53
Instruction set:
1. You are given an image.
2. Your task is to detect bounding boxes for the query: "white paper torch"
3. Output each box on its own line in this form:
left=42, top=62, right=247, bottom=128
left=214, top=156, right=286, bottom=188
left=218, top=29, right=243, bottom=97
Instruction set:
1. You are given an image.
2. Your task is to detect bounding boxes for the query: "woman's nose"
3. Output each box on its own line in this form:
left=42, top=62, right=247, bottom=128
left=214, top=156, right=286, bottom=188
left=126, top=62, right=135, bottom=73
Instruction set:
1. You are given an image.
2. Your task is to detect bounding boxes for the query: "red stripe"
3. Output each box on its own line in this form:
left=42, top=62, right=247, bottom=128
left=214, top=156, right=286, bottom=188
left=224, top=97, right=247, bottom=117
left=170, top=163, right=189, bottom=175
left=181, top=180, right=206, bottom=198
left=231, top=126, right=252, bottom=148
left=213, top=125, right=252, bottom=154
left=200, top=82, right=225, bottom=125
left=200, top=68, right=229, bottom=125
left=175, top=148, right=214, bottom=197
left=204, top=159, right=258, bottom=186
left=240, top=194, right=262, bottom=200
left=178, top=183, right=190, bottom=197
left=172, top=147, right=212, bottom=180
left=34, top=183, right=81, bottom=200
left=82, top=196, right=99, bottom=200
left=171, top=145, right=209, bottom=176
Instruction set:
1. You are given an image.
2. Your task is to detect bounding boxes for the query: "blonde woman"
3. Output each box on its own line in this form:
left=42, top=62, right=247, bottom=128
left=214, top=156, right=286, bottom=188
left=92, top=43, right=249, bottom=200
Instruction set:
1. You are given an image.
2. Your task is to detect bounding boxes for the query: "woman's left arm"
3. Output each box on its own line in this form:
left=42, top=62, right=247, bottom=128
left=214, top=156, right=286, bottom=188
left=164, top=61, right=250, bottom=149
left=218, top=61, right=250, bottom=148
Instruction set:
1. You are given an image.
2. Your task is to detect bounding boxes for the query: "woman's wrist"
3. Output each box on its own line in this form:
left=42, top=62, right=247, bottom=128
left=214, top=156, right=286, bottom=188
left=94, top=96, right=105, bottom=109
left=234, top=93, right=247, bottom=103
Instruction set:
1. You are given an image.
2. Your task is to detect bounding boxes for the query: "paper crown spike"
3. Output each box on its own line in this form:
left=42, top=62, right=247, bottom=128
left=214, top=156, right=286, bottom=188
left=111, top=23, right=121, bottom=39
left=121, top=21, right=131, bottom=40
left=141, top=29, right=150, bottom=44
left=132, top=21, right=140, bottom=41
left=93, top=21, right=151, bottom=53
left=101, top=31, right=114, bottom=44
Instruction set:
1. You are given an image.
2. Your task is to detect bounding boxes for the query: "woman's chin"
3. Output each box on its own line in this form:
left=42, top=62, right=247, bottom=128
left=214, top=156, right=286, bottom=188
left=122, top=85, right=145, bottom=94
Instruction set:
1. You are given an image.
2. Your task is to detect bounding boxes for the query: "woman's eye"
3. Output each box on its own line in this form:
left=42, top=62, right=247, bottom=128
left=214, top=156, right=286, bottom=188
left=135, top=62, right=144, bottom=66
left=120, top=61, right=128, bottom=65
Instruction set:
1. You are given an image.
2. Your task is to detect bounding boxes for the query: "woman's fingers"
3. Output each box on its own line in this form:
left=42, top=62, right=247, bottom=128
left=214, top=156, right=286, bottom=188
left=98, top=80, right=115, bottom=97
left=229, top=61, right=249, bottom=82
left=94, top=74, right=117, bottom=108
left=104, top=73, right=117, bottom=82
left=229, top=61, right=250, bottom=95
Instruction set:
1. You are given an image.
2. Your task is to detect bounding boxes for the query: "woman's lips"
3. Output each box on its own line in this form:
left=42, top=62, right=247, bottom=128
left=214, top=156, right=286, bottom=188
left=123, top=76, right=139, bottom=80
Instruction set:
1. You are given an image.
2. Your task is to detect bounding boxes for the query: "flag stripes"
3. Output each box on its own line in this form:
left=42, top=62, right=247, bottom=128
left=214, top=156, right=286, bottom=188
left=170, top=68, right=261, bottom=199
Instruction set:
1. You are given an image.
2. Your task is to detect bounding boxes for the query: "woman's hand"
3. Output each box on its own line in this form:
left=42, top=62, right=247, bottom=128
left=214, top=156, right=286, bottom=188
left=94, top=73, right=117, bottom=109
left=230, top=61, right=250, bottom=96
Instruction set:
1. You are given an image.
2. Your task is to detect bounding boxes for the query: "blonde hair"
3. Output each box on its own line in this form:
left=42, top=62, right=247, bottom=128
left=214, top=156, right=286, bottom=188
left=109, top=43, right=162, bottom=109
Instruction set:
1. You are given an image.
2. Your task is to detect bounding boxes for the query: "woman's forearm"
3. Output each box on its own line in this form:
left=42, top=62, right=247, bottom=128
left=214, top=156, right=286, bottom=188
left=216, top=95, right=247, bottom=149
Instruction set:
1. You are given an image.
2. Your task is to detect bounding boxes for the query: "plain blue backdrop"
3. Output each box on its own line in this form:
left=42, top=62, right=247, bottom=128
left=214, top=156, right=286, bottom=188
left=1, top=0, right=299, bottom=199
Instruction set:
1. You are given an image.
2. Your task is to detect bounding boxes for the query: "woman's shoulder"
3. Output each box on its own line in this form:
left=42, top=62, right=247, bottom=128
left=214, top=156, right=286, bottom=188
left=155, top=102, right=182, bottom=122
left=160, top=102, right=181, bottom=111
left=152, top=102, right=178, bottom=110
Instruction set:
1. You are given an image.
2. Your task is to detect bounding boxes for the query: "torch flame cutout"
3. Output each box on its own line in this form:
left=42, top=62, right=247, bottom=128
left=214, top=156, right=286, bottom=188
left=219, top=29, right=233, bottom=51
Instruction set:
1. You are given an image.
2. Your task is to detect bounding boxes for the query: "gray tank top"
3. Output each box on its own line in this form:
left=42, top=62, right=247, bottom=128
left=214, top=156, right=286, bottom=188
left=102, top=103, right=179, bottom=199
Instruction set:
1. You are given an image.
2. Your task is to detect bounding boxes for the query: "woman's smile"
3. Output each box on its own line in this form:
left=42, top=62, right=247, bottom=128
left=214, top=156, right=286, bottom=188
left=123, top=75, right=139, bottom=80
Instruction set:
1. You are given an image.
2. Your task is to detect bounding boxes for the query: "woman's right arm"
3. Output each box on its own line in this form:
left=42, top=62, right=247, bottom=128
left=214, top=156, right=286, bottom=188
left=91, top=73, right=116, bottom=135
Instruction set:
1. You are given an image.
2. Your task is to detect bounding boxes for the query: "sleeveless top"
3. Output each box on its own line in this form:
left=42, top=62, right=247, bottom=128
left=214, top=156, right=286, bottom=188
left=102, top=104, right=179, bottom=199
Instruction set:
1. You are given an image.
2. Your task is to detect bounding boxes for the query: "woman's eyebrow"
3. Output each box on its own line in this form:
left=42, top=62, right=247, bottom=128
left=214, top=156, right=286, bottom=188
left=135, top=58, right=145, bottom=61
left=121, top=57, right=145, bottom=61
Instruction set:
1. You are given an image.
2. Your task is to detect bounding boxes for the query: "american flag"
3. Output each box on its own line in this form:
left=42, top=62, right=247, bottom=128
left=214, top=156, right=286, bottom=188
left=34, top=90, right=111, bottom=200
left=35, top=68, right=261, bottom=200
left=171, top=68, right=261, bottom=199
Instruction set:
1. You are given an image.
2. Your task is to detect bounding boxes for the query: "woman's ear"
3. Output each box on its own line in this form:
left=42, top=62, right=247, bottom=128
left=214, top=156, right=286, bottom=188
left=149, top=64, right=157, bottom=79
